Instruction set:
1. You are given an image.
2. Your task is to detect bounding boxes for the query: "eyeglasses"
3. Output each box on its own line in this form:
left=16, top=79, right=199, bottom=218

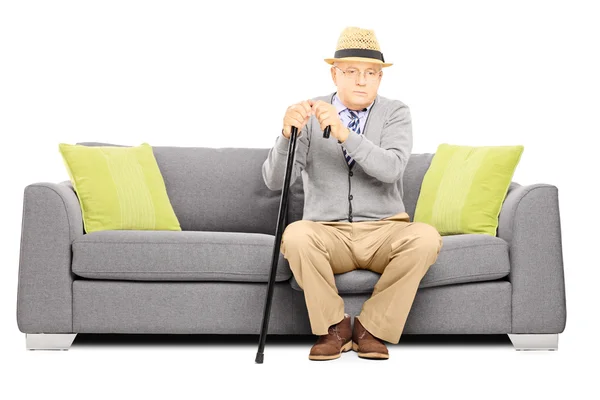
left=334, top=66, right=382, bottom=83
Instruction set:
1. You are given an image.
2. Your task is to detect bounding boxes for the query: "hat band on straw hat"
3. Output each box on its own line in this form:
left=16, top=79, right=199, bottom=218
left=334, top=48, right=385, bottom=63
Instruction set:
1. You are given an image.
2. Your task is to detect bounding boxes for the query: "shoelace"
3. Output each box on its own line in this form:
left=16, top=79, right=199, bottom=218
left=358, top=327, right=368, bottom=339
left=316, top=324, right=343, bottom=343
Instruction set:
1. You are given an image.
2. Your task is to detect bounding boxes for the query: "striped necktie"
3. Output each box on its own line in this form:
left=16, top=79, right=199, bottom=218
left=343, top=110, right=361, bottom=168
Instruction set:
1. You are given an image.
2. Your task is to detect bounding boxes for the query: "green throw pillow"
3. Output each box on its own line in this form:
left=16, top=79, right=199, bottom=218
left=58, top=142, right=181, bottom=233
left=413, top=143, right=524, bottom=236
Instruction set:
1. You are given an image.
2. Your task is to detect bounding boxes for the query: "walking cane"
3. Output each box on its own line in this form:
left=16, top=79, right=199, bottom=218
left=255, top=124, right=331, bottom=363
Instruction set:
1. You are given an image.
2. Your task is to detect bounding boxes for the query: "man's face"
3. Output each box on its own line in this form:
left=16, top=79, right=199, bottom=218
left=330, top=61, right=383, bottom=110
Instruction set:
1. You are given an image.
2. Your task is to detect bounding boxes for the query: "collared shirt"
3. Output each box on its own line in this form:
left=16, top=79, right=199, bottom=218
left=332, top=92, right=375, bottom=136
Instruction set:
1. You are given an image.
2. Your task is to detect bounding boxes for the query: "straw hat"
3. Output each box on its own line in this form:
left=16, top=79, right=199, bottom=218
left=324, top=26, right=392, bottom=68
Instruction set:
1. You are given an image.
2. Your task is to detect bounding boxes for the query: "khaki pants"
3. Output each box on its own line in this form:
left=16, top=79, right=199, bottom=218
left=280, top=211, right=443, bottom=344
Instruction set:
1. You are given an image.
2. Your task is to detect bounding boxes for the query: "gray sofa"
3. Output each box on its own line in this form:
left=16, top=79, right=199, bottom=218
left=16, top=143, right=567, bottom=351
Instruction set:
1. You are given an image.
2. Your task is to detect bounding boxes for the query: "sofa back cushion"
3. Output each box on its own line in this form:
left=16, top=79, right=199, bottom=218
left=76, top=143, right=282, bottom=235
left=75, top=143, right=441, bottom=233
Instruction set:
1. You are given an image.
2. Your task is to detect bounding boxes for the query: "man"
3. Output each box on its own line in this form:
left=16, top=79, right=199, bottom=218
left=262, top=27, right=443, bottom=361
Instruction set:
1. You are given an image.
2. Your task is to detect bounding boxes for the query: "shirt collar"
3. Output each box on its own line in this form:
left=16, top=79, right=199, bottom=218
left=332, top=92, right=375, bottom=117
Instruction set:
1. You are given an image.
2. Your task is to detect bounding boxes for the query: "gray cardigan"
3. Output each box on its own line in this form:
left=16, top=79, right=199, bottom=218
left=262, top=91, right=413, bottom=222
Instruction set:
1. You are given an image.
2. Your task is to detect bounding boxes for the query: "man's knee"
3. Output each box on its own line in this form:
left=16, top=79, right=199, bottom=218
left=390, top=222, right=442, bottom=255
left=412, top=222, right=443, bottom=255
left=281, top=220, right=318, bottom=254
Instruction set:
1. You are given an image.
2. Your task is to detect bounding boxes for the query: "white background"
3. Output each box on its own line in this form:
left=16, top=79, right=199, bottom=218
left=1, top=0, right=597, bottom=398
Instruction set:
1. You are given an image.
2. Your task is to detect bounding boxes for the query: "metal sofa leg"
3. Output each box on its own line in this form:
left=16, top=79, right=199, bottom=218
left=26, top=333, right=78, bottom=350
left=508, top=333, right=559, bottom=351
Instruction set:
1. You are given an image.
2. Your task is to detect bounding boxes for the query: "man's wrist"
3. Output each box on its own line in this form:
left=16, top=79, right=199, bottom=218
left=340, top=127, right=362, bottom=153
left=338, top=127, right=350, bottom=144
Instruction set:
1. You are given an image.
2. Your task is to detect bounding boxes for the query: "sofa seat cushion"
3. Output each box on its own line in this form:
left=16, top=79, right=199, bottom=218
left=290, top=233, right=509, bottom=293
left=72, top=230, right=291, bottom=282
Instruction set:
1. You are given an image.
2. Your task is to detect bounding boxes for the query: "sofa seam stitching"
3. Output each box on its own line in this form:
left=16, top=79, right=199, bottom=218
left=292, top=271, right=509, bottom=293
left=74, top=271, right=287, bottom=275
left=74, top=242, right=272, bottom=246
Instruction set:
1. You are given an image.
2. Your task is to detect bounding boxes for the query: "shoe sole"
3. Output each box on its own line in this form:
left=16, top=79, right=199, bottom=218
left=352, top=341, right=389, bottom=359
left=308, top=340, right=353, bottom=361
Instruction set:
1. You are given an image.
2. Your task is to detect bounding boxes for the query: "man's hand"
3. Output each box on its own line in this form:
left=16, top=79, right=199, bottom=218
left=282, top=100, right=313, bottom=139
left=309, top=100, right=350, bottom=143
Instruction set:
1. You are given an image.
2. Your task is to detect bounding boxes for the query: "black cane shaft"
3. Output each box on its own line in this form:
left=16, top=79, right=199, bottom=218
left=256, top=125, right=299, bottom=363
left=256, top=123, right=331, bottom=363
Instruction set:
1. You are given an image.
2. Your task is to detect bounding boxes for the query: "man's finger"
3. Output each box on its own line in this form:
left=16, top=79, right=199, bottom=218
left=300, top=101, right=312, bottom=117
left=292, top=109, right=306, bottom=121
left=312, top=101, right=320, bottom=117
left=291, top=113, right=304, bottom=126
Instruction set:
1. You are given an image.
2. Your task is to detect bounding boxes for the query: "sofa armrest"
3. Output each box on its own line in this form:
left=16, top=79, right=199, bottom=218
left=497, top=182, right=567, bottom=334
left=16, top=180, right=84, bottom=333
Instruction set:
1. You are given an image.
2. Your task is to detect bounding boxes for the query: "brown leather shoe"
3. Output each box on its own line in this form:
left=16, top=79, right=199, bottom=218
left=352, top=316, right=389, bottom=359
left=309, top=313, right=353, bottom=361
